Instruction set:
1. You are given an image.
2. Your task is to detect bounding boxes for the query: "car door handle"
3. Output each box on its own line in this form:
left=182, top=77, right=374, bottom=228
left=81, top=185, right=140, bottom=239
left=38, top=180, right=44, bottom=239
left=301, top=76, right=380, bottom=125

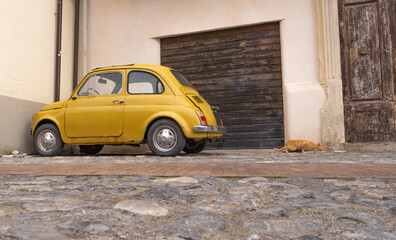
left=113, top=100, right=124, bottom=104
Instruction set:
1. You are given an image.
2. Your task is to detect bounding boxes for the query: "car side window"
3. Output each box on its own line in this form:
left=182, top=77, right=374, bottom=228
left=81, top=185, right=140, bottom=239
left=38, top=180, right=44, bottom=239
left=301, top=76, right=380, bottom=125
left=128, top=71, right=164, bottom=94
left=77, top=72, right=123, bottom=96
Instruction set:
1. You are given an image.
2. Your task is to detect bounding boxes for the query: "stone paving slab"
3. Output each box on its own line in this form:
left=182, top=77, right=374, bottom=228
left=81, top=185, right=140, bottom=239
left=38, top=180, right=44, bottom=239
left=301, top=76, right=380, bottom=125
left=0, top=163, right=395, bottom=178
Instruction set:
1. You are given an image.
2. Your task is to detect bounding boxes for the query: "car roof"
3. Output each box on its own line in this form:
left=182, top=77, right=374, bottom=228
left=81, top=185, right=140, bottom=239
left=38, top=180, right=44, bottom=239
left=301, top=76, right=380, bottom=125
left=91, top=64, right=172, bottom=72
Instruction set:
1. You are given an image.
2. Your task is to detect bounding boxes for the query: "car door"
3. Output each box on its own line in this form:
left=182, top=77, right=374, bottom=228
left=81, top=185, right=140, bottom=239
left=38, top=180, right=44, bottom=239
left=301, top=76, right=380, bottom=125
left=65, top=70, right=125, bottom=138
left=123, top=69, right=174, bottom=142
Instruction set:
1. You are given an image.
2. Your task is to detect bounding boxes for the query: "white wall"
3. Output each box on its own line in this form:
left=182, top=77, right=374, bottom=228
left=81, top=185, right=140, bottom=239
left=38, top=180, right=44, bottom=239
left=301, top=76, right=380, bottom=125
left=0, top=0, right=75, bottom=154
left=0, top=0, right=75, bottom=104
left=0, top=0, right=56, bottom=104
left=60, top=0, right=76, bottom=100
left=84, top=0, right=325, bottom=143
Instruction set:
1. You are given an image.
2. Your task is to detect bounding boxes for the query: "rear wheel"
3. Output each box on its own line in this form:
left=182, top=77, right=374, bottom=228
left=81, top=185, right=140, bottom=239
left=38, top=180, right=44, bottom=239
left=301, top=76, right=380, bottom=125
left=33, top=123, right=64, bottom=156
left=79, top=145, right=104, bottom=155
left=183, top=139, right=207, bottom=154
left=147, top=119, right=185, bottom=156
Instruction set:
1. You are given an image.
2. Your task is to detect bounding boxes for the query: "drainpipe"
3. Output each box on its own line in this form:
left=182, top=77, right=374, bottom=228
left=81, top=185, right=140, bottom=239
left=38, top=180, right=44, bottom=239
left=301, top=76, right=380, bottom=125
left=73, top=0, right=80, bottom=89
left=54, top=0, right=63, bottom=102
left=82, top=0, right=88, bottom=75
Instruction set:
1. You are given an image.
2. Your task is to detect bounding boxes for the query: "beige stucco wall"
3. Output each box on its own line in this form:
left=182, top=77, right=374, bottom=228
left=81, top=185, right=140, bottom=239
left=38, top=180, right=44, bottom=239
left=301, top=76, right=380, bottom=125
left=60, top=0, right=76, bottom=101
left=0, top=0, right=75, bottom=104
left=0, top=0, right=57, bottom=104
left=0, top=0, right=75, bottom=154
left=84, top=0, right=325, bottom=143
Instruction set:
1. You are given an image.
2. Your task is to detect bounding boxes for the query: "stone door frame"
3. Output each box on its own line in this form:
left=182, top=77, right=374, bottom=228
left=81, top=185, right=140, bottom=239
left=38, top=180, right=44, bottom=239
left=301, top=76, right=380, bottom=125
left=315, top=0, right=346, bottom=150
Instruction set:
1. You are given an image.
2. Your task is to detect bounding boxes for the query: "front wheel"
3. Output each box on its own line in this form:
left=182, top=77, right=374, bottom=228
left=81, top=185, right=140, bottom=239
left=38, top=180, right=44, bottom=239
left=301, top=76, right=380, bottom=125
left=79, top=145, right=104, bottom=155
left=183, top=139, right=207, bottom=154
left=147, top=119, right=185, bottom=156
left=33, top=123, right=64, bottom=156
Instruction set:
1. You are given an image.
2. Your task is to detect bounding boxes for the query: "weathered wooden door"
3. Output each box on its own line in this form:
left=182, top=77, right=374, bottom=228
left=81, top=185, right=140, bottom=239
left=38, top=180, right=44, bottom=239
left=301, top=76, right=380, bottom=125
left=338, top=0, right=395, bottom=142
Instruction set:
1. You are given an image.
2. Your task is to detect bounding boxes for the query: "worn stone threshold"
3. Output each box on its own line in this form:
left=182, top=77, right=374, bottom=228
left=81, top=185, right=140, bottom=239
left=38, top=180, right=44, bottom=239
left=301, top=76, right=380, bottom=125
left=343, top=142, right=396, bottom=153
left=0, top=163, right=395, bottom=178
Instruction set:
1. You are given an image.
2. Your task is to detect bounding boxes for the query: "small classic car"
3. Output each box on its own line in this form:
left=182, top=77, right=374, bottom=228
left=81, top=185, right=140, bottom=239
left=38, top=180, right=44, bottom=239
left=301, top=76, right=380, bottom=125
left=31, top=64, right=226, bottom=156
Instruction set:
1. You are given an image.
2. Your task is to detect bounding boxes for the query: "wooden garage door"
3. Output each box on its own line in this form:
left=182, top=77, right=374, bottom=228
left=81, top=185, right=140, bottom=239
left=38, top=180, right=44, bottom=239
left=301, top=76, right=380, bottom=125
left=161, top=23, right=284, bottom=148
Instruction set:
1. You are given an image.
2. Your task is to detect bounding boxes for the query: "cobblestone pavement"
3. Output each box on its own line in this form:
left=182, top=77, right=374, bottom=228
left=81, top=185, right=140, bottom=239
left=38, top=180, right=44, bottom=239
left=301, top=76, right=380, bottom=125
left=0, top=149, right=395, bottom=240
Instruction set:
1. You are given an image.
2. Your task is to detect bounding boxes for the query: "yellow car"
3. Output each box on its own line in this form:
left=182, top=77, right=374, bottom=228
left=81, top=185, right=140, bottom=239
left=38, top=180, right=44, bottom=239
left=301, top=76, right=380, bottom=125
left=32, top=64, right=226, bottom=156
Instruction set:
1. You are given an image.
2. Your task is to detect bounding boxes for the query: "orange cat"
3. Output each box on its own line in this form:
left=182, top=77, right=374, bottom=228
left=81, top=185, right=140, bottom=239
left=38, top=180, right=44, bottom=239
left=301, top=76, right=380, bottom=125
left=275, top=140, right=323, bottom=153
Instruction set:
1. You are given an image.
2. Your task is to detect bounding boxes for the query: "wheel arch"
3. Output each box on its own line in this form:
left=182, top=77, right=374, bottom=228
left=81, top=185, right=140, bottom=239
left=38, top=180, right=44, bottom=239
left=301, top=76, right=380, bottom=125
left=142, top=110, right=207, bottom=141
left=32, top=118, right=64, bottom=142
left=144, top=116, right=185, bottom=141
left=32, top=119, right=65, bottom=156
left=33, top=119, right=57, bottom=134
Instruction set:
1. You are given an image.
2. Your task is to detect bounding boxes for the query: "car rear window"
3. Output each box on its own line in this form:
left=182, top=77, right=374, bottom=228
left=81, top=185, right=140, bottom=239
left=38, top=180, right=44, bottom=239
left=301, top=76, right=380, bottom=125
left=171, top=70, right=194, bottom=89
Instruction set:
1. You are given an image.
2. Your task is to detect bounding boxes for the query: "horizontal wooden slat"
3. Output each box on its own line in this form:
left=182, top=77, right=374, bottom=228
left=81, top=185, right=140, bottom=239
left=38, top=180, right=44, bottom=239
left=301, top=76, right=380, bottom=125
left=223, top=117, right=284, bottom=126
left=161, top=38, right=280, bottom=58
left=223, top=130, right=285, bottom=138
left=206, top=94, right=283, bottom=105
left=226, top=124, right=284, bottom=133
left=162, top=26, right=279, bottom=46
left=161, top=23, right=284, bottom=148
left=161, top=22, right=280, bottom=45
left=173, top=58, right=281, bottom=76
left=162, top=46, right=280, bottom=66
left=201, top=87, right=282, bottom=97
left=222, top=113, right=284, bottom=119
left=165, top=55, right=282, bottom=75
left=183, top=65, right=282, bottom=81
left=219, top=102, right=283, bottom=111
left=190, top=74, right=282, bottom=86
left=198, top=81, right=282, bottom=91
left=218, top=139, right=284, bottom=149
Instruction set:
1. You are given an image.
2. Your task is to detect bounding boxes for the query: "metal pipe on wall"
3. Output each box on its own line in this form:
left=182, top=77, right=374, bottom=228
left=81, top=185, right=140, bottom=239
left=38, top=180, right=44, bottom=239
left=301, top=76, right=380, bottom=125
left=82, top=0, right=88, bottom=76
left=73, top=0, right=80, bottom=89
left=54, top=0, right=63, bottom=102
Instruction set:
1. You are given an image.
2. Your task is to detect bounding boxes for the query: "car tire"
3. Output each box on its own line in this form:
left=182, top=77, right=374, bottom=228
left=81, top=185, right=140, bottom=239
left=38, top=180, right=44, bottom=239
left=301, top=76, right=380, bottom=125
left=79, top=145, right=104, bottom=155
left=183, top=139, right=207, bottom=154
left=33, top=123, right=64, bottom=156
left=147, top=119, right=185, bottom=156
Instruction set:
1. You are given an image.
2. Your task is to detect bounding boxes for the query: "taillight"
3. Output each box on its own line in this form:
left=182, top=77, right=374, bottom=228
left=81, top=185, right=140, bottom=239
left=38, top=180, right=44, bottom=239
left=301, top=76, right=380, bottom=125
left=195, top=111, right=207, bottom=126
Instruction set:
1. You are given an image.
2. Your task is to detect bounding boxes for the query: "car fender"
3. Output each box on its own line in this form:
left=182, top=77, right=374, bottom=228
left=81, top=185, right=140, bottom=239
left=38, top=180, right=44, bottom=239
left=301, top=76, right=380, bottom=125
left=32, top=109, right=69, bottom=143
left=143, top=111, right=205, bottom=139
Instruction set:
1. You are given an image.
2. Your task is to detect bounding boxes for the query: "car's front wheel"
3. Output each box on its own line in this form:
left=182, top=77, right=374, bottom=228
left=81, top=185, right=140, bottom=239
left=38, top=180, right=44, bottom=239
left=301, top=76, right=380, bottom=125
left=183, top=139, right=207, bottom=154
left=79, top=145, right=104, bottom=155
left=33, top=123, right=64, bottom=156
left=147, top=119, right=185, bottom=156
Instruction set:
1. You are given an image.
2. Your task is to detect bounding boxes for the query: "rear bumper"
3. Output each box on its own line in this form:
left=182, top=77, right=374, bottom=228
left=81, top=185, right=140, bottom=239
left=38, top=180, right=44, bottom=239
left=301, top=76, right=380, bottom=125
left=193, top=126, right=227, bottom=134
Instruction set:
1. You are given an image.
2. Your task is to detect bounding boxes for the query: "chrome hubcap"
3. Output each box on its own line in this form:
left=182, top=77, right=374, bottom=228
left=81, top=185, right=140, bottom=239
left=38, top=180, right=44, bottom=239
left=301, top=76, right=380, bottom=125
left=154, top=127, right=177, bottom=152
left=37, top=130, right=56, bottom=152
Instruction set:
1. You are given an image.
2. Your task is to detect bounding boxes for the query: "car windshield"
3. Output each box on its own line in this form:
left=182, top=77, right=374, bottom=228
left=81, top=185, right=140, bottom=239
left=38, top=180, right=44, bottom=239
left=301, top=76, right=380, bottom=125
left=171, top=70, right=194, bottom=89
